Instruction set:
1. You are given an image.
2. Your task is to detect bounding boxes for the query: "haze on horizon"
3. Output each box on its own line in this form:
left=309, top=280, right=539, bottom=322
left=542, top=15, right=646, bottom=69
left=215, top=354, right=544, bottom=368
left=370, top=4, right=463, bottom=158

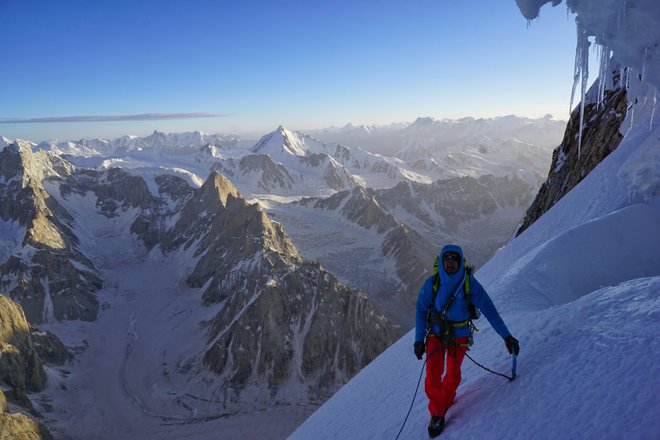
left=1, top=0, right=594, bottom=142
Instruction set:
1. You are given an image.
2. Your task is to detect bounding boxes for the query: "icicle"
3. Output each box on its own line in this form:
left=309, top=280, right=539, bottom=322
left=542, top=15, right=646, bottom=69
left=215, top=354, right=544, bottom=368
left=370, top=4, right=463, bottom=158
left=569, top=30, right=582, bottom=116
left=569, top=19, right=590, bottom=159
left=596, top=44, right=611, bottom=110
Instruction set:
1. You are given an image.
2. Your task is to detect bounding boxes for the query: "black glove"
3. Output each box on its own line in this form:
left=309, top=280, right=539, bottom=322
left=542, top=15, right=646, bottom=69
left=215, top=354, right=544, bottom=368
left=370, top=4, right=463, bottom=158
left=414, top=341, right=425, bottom=360
left=505, top=336, right=520, bottom=356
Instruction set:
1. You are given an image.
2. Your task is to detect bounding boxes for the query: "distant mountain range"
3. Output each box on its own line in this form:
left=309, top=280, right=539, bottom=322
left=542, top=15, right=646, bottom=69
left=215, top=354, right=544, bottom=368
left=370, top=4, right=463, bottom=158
left=1, top=115, right=563, bottom=328
left=0, top=114, right=563, bottom=438
left=307, top=114, right=565, bottom=157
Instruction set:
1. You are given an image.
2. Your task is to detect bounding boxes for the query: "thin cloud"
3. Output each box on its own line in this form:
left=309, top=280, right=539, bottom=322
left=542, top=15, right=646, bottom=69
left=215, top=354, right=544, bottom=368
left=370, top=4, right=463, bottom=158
left=0, top=112, right=228, bottom=123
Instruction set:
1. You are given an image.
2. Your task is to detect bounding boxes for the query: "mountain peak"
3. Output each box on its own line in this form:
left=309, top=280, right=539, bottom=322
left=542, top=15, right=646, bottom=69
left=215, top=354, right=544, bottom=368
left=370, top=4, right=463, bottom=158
left=1, top=136, right=13, bottom=150
left=409, top=117, right=438, bottom=128
left=201, top=171, right=240, bottom=206
left=252, top=126, right=312, bottom=157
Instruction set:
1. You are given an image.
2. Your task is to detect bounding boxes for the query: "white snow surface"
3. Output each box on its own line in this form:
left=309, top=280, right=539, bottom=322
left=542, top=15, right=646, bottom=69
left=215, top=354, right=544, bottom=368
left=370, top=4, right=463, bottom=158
left=291, top=180, right=660, bottom=440
left=291, top=1, right=660, bottom=439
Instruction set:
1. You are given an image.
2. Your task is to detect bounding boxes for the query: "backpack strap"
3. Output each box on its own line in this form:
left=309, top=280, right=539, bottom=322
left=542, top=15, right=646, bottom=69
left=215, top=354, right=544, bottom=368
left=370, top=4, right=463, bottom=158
left=427, top=263, right=479, bottom=342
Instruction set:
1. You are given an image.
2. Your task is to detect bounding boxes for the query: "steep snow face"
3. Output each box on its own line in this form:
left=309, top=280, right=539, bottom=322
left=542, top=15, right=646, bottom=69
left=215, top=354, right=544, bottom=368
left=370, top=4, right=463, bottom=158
left=291, top=277, right=660, bottom=440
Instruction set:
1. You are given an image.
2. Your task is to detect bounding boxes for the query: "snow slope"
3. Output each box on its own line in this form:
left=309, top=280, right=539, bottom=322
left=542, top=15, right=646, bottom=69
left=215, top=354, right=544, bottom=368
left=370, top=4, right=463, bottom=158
left=290, top=1, right=660, bottom=439
left=291, top=170, right=660, bottom=439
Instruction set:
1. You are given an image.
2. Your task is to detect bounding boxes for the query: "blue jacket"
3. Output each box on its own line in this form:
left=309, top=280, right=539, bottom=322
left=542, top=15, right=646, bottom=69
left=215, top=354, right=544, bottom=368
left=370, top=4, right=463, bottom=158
left=415, top=244, right=511, bottom=342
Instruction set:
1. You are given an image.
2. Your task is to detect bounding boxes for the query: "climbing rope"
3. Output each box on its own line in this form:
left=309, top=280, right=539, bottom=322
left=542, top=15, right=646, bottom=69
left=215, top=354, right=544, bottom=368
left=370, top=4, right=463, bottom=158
left=394, top=347, right=516, bottom=440
left=462, top=349, right=517, bottom=382
left=393, top=356, right=427, bottom=440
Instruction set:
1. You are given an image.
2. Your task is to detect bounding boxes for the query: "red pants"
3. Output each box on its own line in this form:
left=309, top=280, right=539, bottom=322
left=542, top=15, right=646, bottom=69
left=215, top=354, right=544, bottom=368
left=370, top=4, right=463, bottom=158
left=425, top=335, right=469, bottom=417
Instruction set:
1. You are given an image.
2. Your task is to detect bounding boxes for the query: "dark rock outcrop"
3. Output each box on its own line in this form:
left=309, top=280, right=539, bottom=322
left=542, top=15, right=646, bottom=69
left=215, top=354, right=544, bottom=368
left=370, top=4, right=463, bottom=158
left=203, top=262, right=395, bottom=391
left=0, top=296, right=66, bottom=440
left=160, top=172, right=396, bottom=396
left=30, top=328, right=69, bottom=365
left=516, top=77, right=627, bottom=236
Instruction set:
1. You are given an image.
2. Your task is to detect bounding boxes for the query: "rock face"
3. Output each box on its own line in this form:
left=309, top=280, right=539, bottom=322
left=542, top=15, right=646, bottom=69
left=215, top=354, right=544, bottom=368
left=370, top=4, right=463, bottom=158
left=156, top=172, right=396, bottom=395
left=0, top=143, right=102, bottom=323
left=29, top=328, right=69, bottom=365
left=0, top=295, right=46, bottom=392
left=516, top=75, right=627, bottom=236
left=0, top=295, right=57, bottom=440
left=202, top=261, right=394, bottom=391
left=0, top=409, right=54, bottom=440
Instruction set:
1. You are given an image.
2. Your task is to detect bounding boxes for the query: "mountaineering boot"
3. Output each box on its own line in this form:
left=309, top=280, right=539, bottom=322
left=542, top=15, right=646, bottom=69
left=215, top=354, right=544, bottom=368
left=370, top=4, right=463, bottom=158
left=427, top=415, right=445, bottom=438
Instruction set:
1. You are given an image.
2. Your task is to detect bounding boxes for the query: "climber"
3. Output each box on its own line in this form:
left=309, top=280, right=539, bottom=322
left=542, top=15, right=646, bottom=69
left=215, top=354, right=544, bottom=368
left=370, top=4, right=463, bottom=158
left=414, top=244, right=519, bottom=438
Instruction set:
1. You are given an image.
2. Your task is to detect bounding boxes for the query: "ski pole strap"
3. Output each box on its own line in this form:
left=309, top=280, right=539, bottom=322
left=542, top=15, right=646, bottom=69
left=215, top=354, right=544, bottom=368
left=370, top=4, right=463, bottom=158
left=511, top=354, right=517, bottom=381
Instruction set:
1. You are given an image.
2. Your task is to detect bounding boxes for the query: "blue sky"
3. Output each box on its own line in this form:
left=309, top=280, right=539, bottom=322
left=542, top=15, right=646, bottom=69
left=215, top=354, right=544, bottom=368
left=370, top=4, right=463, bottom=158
left=0, top=0, right=592, bottom=141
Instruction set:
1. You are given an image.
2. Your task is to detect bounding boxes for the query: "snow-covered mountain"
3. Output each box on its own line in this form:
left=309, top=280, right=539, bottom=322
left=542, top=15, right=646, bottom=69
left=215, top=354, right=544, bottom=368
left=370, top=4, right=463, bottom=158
left=307, top=115, right=565, bottom=188
left=33, top=118, right=554, bottom=201
left=0, top=148, right=397, bottom=438
left=266, top=174, right=536, bottom=328
left=0, top=143, right=102, bottom=323
left=38, top=130, right=242, bottom=157
left=308, top=114, right=565, bottom=159
left=291, top=1, right=660, bottom=439
left=31, top=126, right=545, bottom=327
left=215, top=126, right=433, bottom=197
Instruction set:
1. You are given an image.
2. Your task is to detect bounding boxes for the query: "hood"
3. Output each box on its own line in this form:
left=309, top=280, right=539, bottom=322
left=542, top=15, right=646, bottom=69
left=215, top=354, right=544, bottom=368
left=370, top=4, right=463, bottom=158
left=438, top=244, right=465, bottom=283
